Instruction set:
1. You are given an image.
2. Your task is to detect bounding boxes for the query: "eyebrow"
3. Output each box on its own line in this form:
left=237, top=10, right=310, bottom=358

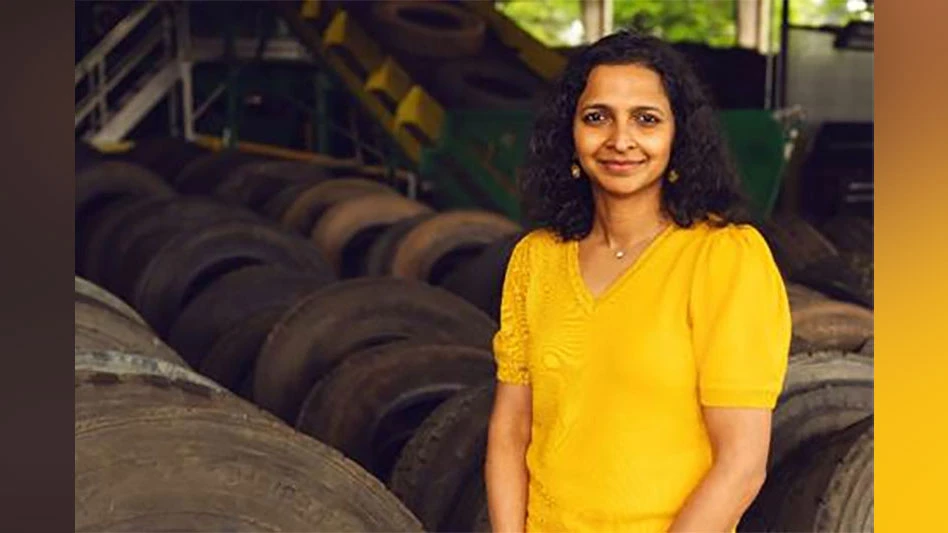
left=580, top=103, right=667, bottom=116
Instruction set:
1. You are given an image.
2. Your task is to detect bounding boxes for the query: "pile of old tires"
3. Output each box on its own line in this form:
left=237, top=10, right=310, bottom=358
left=75, top=138, right=873, bottom=532
left=734, top=211, right=874, bottom=532
left=758, top=211, right=874, bottom=310
left=74, top=138, right=519, bottom=531
left=75, top=269, right=424, bottom=531
left=349, top=0, right=548, bottom=112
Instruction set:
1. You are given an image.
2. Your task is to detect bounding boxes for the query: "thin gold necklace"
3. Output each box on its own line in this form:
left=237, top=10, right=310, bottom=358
left=608, top=221, right=669, bottom=260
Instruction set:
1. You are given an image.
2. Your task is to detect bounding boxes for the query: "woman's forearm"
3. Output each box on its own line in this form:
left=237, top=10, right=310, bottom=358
left=666, top=460, right=766, bottom=533
left=485, top=431, right=530, bottom=532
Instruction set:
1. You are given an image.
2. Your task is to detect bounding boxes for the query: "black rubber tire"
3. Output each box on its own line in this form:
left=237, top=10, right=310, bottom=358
left=80, top=196, right=168, bottom=285
left=261, top=180, right=321, bottom=221
left=859, top=336, right=874, bottom=356
left=117, top=137, right=208, bottom=182
left=214, top=160, right=330, bottom=212
left=772, top=416, right=874, bottom=532
left=435, top=58, right=544, bottom=110
left=75, top=276, right=146, bottom=327
left=742, top=416, right=874, bottom=533
left=362, top=213, right=437, bottom=277
left=390, top=382, right=495, bottom=532
left=390, top=210, right=521, bottom=283
left=75, top=350, right=221, bottom=392
left=281, top=178, right=399, bottom=236
left=812, top=418, right=874, bottom=531
left=295, top=343, right=495, bottom=481
left=447, top=469, right=492, bottom=533
left=820, top=215, right=873, bottom=255
left=792, top=254, right=874, bottom=309
left=199, top=308, right=285, bottom=399
left=167, top=265, right=332, bottom=367
left=370, top=1, right=486, bottom=59
left=771, top=350, right=874, bottom=472
left=756, top=213, right=839, bottom=277
left=101, top=197, right=261, bottom=299
left=738, top=351, right=873, bottom=533
left=786, top=283, right=873, bottom=353
left=311, top=194, right=433, bottom=276
left=843, top=251, right=874, bottom=301
left=76, top=161, right=174, bottom=222
left=130, top=221, right=334, bottom=337
left=253, top=278, right=498, bottom=422
left=440, top=232, right=524, bottom=321
left=75, top=351, right=424, bottom=533
left=75, top=161, right=175, bottom=274
left=172, top=150, right=265, bottom=195
left=75, top=298, right=186, bottom=367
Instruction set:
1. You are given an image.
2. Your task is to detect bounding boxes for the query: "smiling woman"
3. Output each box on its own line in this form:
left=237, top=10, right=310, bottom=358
left=485, top=30, right=791, bottom=533
left=521, top=31, right=749, bottom=241
left=573, top=63, right=675, bottom=203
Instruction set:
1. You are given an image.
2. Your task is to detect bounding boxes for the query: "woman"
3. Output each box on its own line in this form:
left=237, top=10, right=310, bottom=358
left=485, top=30, right=791, bottom=533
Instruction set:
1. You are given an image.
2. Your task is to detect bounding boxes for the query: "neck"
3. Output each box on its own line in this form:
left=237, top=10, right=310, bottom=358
left=590, top=185, right=668, bottom=249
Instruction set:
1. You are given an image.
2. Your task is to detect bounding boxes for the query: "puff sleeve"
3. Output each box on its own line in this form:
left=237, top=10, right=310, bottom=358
left=493, top=235, right=533, bottom=385
left=690, top=225, right=791, bottom=408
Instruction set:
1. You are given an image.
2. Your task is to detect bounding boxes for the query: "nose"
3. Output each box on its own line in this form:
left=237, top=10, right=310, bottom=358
left=606, top=122, right=637, bottom=152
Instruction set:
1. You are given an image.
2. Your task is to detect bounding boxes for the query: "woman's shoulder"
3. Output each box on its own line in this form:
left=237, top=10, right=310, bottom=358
left=676, top=218, right=781, bottom=281
left=682, top=218, right=770, bottom=254
left=511, top=227, right=569, bottom=257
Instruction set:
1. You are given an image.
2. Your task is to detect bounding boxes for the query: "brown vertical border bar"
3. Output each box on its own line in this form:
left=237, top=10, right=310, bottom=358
left=876, top=0, right=948, bottom=530
left=0, top=1, right=74, bottom=529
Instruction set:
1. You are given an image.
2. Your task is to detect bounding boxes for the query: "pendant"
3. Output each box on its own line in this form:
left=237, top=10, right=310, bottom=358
left=615, top=250, right=625, bottom=259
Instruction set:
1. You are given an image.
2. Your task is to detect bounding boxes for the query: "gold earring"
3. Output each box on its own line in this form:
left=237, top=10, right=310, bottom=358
left=571, top=162, right=582, bottom=179
left=667, top=169, right=680, bottom=183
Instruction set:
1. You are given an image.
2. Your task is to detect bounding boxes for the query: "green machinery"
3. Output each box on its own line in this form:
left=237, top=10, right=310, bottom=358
left=209, top=0, right=790, bottom=223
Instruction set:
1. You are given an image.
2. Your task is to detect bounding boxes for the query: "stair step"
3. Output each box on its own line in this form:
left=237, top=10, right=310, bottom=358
left=90, top=61, right=181, bottom=143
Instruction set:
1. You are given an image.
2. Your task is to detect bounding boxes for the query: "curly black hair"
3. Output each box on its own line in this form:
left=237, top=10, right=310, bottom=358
left=520, top=30, right=750, bottom=241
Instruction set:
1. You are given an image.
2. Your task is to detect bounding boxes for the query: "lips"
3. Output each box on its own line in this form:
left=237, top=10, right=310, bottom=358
left=598, top=159, right=647, bottom=173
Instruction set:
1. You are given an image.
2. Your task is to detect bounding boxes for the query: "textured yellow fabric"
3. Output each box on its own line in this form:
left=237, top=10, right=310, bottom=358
left=493, top=221, right=791, bottom=532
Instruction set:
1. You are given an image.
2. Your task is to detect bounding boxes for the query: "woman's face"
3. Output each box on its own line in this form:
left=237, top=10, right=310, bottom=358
left=572, top=63, right=676, bottom=198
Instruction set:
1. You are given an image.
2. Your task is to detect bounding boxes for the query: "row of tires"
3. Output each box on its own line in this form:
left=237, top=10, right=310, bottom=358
left=759, top=211, right=874, bottom=310
left=75, top=347, right=423, bottom=531
left=75, top=138, right=872, bottom=531
left=361, top=0, right=547, bottom=110
left=748, top=211, right=874, bottom=531
left=75, top=138, right=512, bottom=532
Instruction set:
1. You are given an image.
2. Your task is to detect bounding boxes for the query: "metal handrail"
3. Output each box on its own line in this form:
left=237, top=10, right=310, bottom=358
left=75, top=2, right=159, bottom=85
left=75, top=25, right=166, bottom=127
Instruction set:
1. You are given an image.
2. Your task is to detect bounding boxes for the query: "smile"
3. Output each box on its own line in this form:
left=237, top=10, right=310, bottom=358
left=598, top=159, right=647, bottom=173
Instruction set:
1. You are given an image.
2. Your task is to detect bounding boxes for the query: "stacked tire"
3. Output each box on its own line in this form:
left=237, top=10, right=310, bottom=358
left=758, top=212, right=874, bottom=310
left=74, top=282, right=421, bottom=531
left=74, top=141, right=522, bottom=531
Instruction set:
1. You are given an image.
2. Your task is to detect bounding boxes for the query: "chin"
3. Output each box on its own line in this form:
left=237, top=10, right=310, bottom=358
left=592, top=174, right=662, bottom=198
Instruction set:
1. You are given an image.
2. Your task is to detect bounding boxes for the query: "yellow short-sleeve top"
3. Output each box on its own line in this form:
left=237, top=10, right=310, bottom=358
left=493, top=220, right=791, bottom=533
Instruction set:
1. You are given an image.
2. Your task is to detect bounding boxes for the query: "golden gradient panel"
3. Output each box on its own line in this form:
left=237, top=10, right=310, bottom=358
left=876, top=0, right=948, bottom=529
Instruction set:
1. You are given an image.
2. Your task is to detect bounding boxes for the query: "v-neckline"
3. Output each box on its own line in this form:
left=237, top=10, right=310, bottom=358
left=568, top=223, right=677, bottom=311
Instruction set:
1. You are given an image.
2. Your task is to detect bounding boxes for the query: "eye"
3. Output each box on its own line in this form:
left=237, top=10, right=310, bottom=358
left=636, top=113, right=661, bottom=127
left=582, top=110, right=608, bottom=124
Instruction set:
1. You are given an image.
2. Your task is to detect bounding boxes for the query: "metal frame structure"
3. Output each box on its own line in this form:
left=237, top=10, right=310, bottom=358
left=75, top=0, right=789, bottom=146
left=75, top=2, right=200, bottom=146
left=75, top=2, right=335, bottom=148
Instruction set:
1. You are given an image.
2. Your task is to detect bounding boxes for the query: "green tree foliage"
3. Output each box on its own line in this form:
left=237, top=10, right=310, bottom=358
left=495, top=0, right=584, bottom=46
left=790, top=0, right=871, bottom=26
left=496, top=0, right=738, bottom=47
left=495, top=0, right=872, bottom=50
left=613, top=0, right=737, bottom=47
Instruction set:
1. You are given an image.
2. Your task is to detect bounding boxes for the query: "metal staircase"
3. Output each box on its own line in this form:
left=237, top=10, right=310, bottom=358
left=271, top=1, right=568, bottom=218
left=75, top=1, right=194, bottom=146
